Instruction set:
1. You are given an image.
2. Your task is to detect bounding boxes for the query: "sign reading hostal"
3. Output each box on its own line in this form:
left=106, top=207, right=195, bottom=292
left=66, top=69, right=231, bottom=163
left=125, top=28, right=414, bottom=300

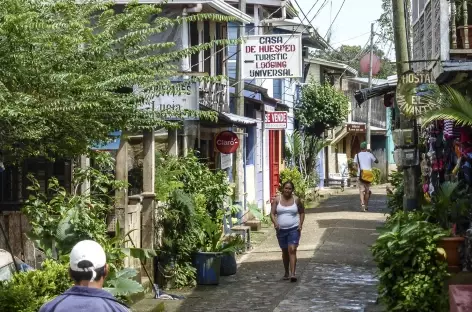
left=243, top=34, right=302, bottom=79
left=215, top=131, right=239, bottom=154
left=265, top=111, right=288, bottom=129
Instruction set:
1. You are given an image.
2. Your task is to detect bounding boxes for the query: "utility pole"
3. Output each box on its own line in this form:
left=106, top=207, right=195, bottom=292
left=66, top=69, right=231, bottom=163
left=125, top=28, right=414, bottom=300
left=392, top=0, right=419, bottom=211
left=366, top=22, right=374, bottom=150
left=234, top=0, right=246, bottom=211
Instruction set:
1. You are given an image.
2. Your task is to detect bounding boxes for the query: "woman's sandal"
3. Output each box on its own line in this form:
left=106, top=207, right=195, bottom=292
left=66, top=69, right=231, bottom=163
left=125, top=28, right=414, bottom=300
left=290, top=276, right=298, bottom=282
left=282, top=275, right=290, bottom=280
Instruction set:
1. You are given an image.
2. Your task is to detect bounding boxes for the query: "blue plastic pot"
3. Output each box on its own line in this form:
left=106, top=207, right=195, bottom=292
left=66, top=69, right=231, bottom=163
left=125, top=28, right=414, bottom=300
left=193, top=252, right=222, bottom=285
left=220, top=252, right=237, bottom=276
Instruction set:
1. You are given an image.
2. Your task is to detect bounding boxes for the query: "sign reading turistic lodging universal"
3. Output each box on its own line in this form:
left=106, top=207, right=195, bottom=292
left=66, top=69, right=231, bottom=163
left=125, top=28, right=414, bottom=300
left=242, top=34, right=302, bottom=79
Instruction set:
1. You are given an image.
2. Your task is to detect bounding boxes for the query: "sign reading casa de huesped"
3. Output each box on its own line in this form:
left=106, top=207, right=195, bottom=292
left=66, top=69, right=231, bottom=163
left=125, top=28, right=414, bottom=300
left=243, top=34, right=302, bottom=79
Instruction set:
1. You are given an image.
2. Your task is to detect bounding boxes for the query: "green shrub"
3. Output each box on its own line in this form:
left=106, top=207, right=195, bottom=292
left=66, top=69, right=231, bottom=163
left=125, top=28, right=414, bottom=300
left=387, top=170, right=404, bottom=214
left=155, top=151, right=232, bottom=288
left=371, top=211, right=449, bottom=312
left=279, top=167, right=307, bottom=200
left=0, top=260, right=71, bottom=312
left=372, top=167, right=381, bottom=185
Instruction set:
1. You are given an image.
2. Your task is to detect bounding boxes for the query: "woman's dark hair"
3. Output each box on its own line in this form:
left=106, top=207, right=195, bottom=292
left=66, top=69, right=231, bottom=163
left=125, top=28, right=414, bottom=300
left=282, top=181, right=295, bottom=190
left=69, top=260, right=106, bottom=283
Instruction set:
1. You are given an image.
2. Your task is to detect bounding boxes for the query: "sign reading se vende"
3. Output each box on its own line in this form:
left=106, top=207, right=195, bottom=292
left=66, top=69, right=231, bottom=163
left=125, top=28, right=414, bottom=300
left=243, top=34, right=302, bottom=79
left=215, top=131, right=239, bottom=154
left=265, top=111, right=287, bottom=129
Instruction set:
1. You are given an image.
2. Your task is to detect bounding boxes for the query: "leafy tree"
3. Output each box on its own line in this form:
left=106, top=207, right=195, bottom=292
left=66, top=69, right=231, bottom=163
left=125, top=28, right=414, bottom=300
left=285, top=130, right=327, bottom=188
left=377, top=0, right=394, bottom=44
left=296, top=81, right=349, bottom=135
left=312, top=44, right=396, bottom=79
left=0, top=0, right=233, bottom=161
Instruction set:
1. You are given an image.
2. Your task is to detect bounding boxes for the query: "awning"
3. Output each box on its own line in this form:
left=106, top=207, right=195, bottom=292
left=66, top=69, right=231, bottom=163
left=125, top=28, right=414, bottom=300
left=330, top=122, right=387, bottom=145
left=354, top=84, right=396, bottom=106
left=220, top=112, right=259, bottom=126
left=92, top=131, right=121, bottom=151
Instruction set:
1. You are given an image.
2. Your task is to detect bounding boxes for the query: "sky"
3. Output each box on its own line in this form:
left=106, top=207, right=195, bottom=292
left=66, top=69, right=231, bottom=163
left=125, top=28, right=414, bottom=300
left=295, top=0, right=393, bottom=58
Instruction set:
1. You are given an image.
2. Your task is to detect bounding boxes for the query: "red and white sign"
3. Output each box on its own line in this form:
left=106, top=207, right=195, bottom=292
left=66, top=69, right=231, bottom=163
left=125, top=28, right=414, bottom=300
left=243, top=34, right=302, bottom=79
left=215, top=131, right=240, bottom=154
left=265, top=112, right=287, bottom=129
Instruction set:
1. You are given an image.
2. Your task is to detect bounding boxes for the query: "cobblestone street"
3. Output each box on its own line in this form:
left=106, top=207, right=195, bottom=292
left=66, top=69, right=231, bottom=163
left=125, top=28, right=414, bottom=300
left=138, top=186, right=388, bottom=312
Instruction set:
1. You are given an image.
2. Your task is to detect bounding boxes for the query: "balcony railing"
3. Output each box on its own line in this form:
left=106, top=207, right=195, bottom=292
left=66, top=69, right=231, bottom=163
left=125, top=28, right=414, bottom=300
left=199, top=81, right=228, bottom=113
left=412, top=0, right=472, bottom=74
left=450, top=0, right=472, bottom=53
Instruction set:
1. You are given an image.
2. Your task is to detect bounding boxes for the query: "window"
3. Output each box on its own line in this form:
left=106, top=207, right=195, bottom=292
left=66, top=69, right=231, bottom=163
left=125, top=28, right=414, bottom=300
left=273, top=79, right=283, bottom=100
left=227, top=22, right=255, bottom=82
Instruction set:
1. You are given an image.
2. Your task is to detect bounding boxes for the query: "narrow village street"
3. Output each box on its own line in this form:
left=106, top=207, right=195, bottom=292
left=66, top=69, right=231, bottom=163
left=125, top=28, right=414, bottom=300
left=135, top=186, right=388, bottom=312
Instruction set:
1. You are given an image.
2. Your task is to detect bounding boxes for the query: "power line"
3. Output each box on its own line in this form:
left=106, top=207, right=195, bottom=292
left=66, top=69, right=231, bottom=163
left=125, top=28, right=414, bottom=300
left=329, top=31, right=370, bottom=45
left=324, top=0, right=347, bottom=39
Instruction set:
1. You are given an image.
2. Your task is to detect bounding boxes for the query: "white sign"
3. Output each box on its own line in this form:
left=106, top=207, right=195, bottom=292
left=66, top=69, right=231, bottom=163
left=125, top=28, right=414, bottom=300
left=220, top=153, right=232, bottom=169
left=140, top=82, right=199, bottom=120
left=265, top=111, right=287, bottom=129
left=243, top=34, right=302, bottom=79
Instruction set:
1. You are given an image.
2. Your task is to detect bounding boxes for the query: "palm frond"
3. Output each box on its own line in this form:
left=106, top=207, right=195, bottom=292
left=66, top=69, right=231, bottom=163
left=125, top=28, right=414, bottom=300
left=420, top=86, right=472, bottom=126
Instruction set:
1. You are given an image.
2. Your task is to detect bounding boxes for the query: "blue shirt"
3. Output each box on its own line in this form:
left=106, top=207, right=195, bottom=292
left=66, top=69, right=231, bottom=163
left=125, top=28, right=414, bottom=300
left=39, top=286, right=130, bottom=312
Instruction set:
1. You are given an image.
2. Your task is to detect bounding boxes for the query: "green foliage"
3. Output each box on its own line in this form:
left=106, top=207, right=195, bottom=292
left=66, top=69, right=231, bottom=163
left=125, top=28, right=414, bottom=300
left=155, top=151, right=234, bottom=288
left=423, top=182, right=469, bottom=233
left=297, top=81, right=349, bottom=134
left=371, top=211, right=449, bottom=312
left=285, top=130, right=326, bottom=187
left=311, top=44, right=396, bottom=79
left=377, top=0, right=394, bottom=44
left=372, top=168, right=381, bottom=185
left=155, top=151, right=231, bottom=219
left=0, top=260, right=71, bottom=312
left=0, top=0, right=236, bottom=160
left=279, top=167, right=307, bottom=200
left=347, top=158, right=357, bottom=177
left=23, top=152, right=126, bottom=259
left=387, top=170, right=404, bottom=215
left=21, top=152, right=156, bottom=302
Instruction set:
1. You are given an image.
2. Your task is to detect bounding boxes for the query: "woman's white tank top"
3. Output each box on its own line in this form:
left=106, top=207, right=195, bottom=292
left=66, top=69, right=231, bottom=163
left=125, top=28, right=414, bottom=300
left=276, top=198, right=300, bottom=229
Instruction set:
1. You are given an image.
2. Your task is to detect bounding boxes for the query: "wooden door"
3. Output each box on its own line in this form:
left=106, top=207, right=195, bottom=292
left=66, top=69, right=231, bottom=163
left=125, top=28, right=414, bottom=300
left=269, top=130, right=280, bottom=199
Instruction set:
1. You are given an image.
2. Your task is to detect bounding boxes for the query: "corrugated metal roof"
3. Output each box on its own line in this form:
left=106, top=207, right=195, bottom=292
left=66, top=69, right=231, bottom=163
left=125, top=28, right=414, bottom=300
left=347, top=77, right=389, bottom=86
left=220, top=112, right=259, bottom=126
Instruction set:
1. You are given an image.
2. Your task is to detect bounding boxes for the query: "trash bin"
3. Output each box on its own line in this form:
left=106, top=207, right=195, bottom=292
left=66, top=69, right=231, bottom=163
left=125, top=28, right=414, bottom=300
left=193, top=252, right=222, bottom=285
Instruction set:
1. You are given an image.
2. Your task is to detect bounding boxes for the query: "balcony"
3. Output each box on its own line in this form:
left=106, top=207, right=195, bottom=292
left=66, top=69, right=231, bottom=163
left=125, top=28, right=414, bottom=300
left=412, top=0, right=472, bottom=78
left=199, top=80, right=228, bottom=112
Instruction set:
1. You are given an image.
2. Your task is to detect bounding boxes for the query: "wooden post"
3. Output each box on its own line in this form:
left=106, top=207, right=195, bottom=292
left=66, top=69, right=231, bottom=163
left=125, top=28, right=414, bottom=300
left=141, top=129, right=155, bottom=280
left=115, top=133, right=128, bottom=235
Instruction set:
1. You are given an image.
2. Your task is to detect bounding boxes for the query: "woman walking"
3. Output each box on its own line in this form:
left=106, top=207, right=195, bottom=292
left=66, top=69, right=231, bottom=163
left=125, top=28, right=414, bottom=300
left=270, top=181, right=305, bottom=282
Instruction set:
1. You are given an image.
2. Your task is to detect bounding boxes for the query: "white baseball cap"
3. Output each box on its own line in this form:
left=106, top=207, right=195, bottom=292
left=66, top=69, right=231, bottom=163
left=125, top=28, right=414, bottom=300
left=69, top=240, right=107, bottom=281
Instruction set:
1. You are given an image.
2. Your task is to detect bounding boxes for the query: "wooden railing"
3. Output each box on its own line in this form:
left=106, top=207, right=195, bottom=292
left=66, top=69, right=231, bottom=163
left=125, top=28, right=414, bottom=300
left=412, top=0, right=472, bottom=74
left=451, top=0, right=469, bottom=50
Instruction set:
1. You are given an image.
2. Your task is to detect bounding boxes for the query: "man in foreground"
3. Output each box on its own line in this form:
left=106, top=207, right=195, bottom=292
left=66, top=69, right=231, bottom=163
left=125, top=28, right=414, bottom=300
left=40, top=240, right=130, bottom=312
left=353, top=141, right=378, bottom=211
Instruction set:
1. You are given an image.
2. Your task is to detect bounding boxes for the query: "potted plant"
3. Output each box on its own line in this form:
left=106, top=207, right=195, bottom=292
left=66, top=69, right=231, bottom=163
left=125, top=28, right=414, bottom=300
left=424, top=181, right=469, bottom=272
left=193, top=218, right=244, bottom=285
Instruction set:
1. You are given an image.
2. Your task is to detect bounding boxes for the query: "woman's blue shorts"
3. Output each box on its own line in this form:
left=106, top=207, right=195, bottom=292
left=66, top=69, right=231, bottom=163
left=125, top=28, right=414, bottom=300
left=276, top=226, right=300, bottom=249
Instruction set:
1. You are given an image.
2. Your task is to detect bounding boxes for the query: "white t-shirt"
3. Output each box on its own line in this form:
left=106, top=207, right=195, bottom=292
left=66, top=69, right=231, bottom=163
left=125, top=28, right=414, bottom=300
left=354, top=152, right=376, bottom=176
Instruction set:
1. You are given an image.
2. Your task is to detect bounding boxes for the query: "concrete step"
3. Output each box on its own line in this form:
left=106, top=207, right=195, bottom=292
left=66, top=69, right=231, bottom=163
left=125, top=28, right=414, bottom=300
left=244, top=219, right=261, bottom=231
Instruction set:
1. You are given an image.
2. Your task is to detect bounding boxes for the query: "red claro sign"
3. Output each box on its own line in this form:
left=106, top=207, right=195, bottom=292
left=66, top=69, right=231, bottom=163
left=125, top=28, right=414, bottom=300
left=215, top=131, right=239, bottom=154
